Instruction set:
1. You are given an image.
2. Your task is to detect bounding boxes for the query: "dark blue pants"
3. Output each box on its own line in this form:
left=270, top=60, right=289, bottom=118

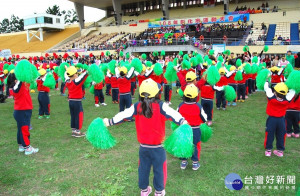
left=119, top=93, right=132, bottom=112
left=251, top=79, right=256, bottom=92
left=286, top=111, right=300, bottom=134
left=229, top=84, right=237, bottom=102
left=13, top=110, right=32, bottom=148
left=164, top=84, right=170, bottom=102
left=112, top=88, right=119, bottom=102
left=131, top=82, right=136, bottom=96
left=106, top=84, right=111, bottom=95
left=138, top=146, right=167, bottom=191
left=38, top=92, right=50, bottom=115
left=181, top=127, right=201, bottom=162
left=60, top=82, right=65, bottom=94
left=264, top=116, right=286, bottom=151
left=6, top=84, right=9, bottom=96
left=216, top=91, right=226, bottom=108
left=69, top=100, right=83, bottom=130
left=201, top=98, right=213, bottom=121
left=247, top=79, right=252, bottom=94
left=237, top=84, right=245, bottom=100
left=94, top=89, right=104, bottom=104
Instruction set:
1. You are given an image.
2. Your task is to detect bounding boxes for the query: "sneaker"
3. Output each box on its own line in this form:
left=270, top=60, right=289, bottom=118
left=241, top=100, right=245, bottom=103
left=95, top=104, right=100, bottom=107
left=245, top=95, right=248, bottom=99
left=265, top=150, right=271, bottom=157
left=29, top=125, right=33, bottom=130
left=222, top=108, right=226, bottom=111
left=8, top=96, right=13, bottom=99
left=82, top=97, right=86, bottom=100
left=25, top=146, right=39, bottom=155
left=55, top=88, right=59, bottom=91
left=141, top=186, right=152, bottom=196
left=101, top=103, right=107, bottom=106
left=217, top=107, right=220, bottom=110
left=45, top=115, right=50, bottom=119
left=169, top=102, right=172, bottom=105
left=207, top=121, right=212, bottom=126
left=116, top=101, right=119, bottom=104
left=180, top=161, right=188, bottom=170
left=18, top=146, right=25, bottom=152
left=38, top=116, right=44, bottom=119
left=237, top=100, right=241, bottom=102
left=74, top=131, right=86, bottom=138
left=61, top=93, right=66, bottom=96
left=292, top=133, right=299, bottom=138
left=286, top=133, right=292, bottom=138
left=155, top=190, right=166, bottom=196
left=192, top=162, right=200, bottom=170
left=273, top=150, right=283, bottom=157
left=227, top=102, right=231, bottom=106
left=232, top=102, right=237, bottom=106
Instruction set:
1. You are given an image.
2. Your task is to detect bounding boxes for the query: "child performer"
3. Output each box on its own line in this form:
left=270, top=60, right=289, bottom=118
left=109, top=71, right=119, bottom=104
left=37, top=69, right=50, bottom=119
left=215, top=68, right=229, bottom=110
left=105, top=73, right=111, bottom=96
left=285, top=93, right=300, bottom=138
left=177, top=84, right=207, bottom=170
left=9, top=73, right=38, bottom=155
left=227, top=66, right=237, bottom=106
left=65, top=66, right=88, bottom=137
left=93, top=81, right=107, bottom=107
left=103, top=78, right=186, bottom=196
left=264, top=82, right=295, bottom=157
left=237, top=68, right=247, bottom=103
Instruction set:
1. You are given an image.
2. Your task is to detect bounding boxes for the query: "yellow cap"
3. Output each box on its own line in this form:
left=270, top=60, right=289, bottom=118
left=119, top=66, right=128, bottom=74
left=184, top=84, right=199, bottom=98
left=139, top=78, right=160, bottom=98
left=142, top=64, right=146, bottom=72
left=230, top=66, right=236, bottom=71
left=10, top=69, right=14, bottom=74
left=3, top=70, right=8, bottom=74
left=66, top=66, right=77, bottom=77
left=270, top=66, right=280, bottom=72
left=185, top=71, right=197, bottom=82
left=38, top=68, right=46, bottom=76
left=212, top=61, right=216, bottom=65
left=203, top=63, right=208, bottom=68
left=47, top=65, right=50, bottom=68
left=219, top=67, right=226, bottom=74
left=30, top=90, right=35, bottom=93
left=274, top=82, right=288, bottom=95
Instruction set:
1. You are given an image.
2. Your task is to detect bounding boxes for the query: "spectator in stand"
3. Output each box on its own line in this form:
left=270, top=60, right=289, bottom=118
left=257, top=35, right=263, bottom=41
left=263, top=55, right=271, bottom=68
left=278, top=56, right=289, bottom=67
left=262, top=34, right=267, bottom=41
left=272, top=6, right=278, bottom=12
left=243, top=16, right=247, bottom=23
left=199, top=35, right=204, bottom=42
left=271, top=55, right=280, bottom=67
left=235, top=6, right=239, bottom=11
left=295, top=52, right=300, bottom=70
left=273, top=35, right=278, bottom=41
left=285, top=37, right=291, bottom=45
left=278, top=35, right=283, bottom=41
left=223, top=35, right=228, bottom=44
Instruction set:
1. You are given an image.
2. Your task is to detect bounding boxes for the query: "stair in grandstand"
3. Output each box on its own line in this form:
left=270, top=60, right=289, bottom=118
left=290, top=23, right=300, bottom=45
left=265, top=24, right=276, bottom=45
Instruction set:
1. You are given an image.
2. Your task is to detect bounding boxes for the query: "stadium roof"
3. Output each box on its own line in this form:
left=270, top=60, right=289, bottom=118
left=68, top=0, right=146, bottom=9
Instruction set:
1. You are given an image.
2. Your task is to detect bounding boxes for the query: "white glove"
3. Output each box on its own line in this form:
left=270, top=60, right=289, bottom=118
left=103, top=118, right=110, bottom=127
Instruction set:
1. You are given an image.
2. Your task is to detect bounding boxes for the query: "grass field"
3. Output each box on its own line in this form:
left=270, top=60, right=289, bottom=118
left=0, top=86, right=299, bottom=196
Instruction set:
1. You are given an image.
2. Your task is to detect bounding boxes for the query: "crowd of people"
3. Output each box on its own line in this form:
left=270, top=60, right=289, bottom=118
left=234, top=2, right=279, bottom=13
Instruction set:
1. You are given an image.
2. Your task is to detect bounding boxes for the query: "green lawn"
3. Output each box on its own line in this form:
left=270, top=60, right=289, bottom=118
left=0, top=86, right=299, bottom=196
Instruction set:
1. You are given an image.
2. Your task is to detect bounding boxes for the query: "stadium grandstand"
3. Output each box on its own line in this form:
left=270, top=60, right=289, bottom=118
left=0, top=0, right=299, bottom=57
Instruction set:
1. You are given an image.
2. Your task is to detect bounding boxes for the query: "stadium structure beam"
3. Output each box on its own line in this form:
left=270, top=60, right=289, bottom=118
left=26, top=28, right=43, bottom=42
left=74, top=2, right=85, bottom=30
left=224, top=0, right=229, bottom=14
left=162, top=0, right=170, bottom=20
left=183, top=0, right=187, bottom=9
left=112, top=0, right=122, bottom=26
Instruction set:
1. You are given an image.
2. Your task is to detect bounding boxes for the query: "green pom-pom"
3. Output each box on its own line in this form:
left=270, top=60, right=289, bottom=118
left=256, top=69, right=270, bottom=90
left=190, top=57, right=198, bottom=67
left=141, top=53, right=147, bottom=60
left=153, top=51, right=159, bottom=57
left=244, top=63, right=252, bottom=74
left=200, top=123, right=213, bottom=142
left=122, top=62, right=132, bottom=71
left=251, top=63, right=258, bottom=74
left=192, top=51, right=197, bottom=56
left=3, top=63, right=9, bottom=71
left=196, top=54, right=203, bottom=64
left=173, top=58, right=179, bottom=66
left=145, top=61, right=152, bottom=67
left=89, top=85, right=95, bottom=94
left=283, top=63, right=294, bottom=78
left=15, top=60, right=39, bottom=83
left=209, top=50, right=214, bottom=56
left=179, top=51, right=183, bottom=56
left=8, top=64, right=15, bottom=72
left=183, top=54, right=189, bottom=61
left=236, top=59, right=242, bottom=67
left=131, top=58, right=143, bottom=73
left=101, top=63, right=108, bottom=73
left=164, top=62, right=178, bottom=83
left=84, top=76, right=92, bottom=88
left=54, top=66, right=59, bottom=74
left=75, top=63, right=83, bottom=69
left=83, top=64, right=89, bottom=70
left=252, top=56, right=258, bottom=63
left=182, top=60, right=191, bottom=70
left=126, top=52, right=130, bottom=59
left=263, top=45, right=269, bottom=52
left=30, top=81, right=37, bottom=90
left=207, top=59, right=212, bottom=66
left=164, top=124, right=194, bottom=158
left=88, top=64, right=104, bottom=83
left=225, top=64, right=231, bottom=71
left=59, top=62, right=70, bottom=81
left=171, top=121, right=179, bottom=131
left=234, top=70, right=243, bottom=81
left=203, top=55, right=209, bottom=62
left=224, top=85, right=237, bottom=101
left=206, top=66, right=220, bottom=86
left=178, top=88, right=184, bottom=97
left=119, top=51, right=124, bottom=57
left=217, top=55, right=224, bottom=62
left=160, top=50, right=165, bottom=56
left=216, top=62, right=222, bottom=70
left=286, top=70, right=300, bottom=94
left=105, top=51, right=110, bottom=57
left=86, top=117, right=116, bottom=149
left=43, top=73, right=56, bottom=89
left=154, top=63, right=163, bottom=76
left=4, top=77, right=8, bottom=85
left=108, top=60, right=116, bottom=74
left=243, top=45, right=249, bottom=52
left=223, top=49, right=231, bottom=56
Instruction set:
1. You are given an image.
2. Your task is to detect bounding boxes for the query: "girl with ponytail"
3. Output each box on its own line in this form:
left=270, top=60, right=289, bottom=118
left=103, top=78, right=187, bottom=196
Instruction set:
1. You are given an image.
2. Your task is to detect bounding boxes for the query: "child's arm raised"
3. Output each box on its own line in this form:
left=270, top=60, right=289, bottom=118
left=264, top=81, right=274, bottom=98
left=160, top=102, right=186, bottom=125
left=107, top=103, right=137, bottom=126
left=74, top=71, right=88, bottom=85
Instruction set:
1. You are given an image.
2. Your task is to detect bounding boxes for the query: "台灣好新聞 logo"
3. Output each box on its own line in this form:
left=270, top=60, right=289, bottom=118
left=225, top=173, right=244, bottom=190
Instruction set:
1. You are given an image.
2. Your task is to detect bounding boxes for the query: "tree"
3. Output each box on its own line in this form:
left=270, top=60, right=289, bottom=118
left=0, top=18, right=10, bottom=33
left=46, top=5, right=62, bottom=16
left=63, top=9, right=79, bottom=24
